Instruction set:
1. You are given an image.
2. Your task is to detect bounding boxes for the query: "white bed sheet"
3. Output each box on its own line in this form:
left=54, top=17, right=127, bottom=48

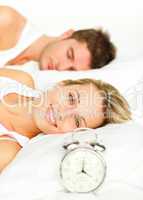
left=0, top=121, right=143, bottom=200
left=0, top=1, right=143, bottom=199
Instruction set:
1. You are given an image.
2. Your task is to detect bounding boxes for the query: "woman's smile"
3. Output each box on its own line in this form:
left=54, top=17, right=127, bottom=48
left=45, top=104, right=57, bottom=127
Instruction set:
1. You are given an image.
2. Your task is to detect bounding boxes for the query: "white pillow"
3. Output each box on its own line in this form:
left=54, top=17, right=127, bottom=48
left=0, top=121, right=143, bottom=200
left=6, top=59, right=143, bottom=91
left=23, top=60, right=143, bottom=93
left=6, top=59, right=143, bottom=124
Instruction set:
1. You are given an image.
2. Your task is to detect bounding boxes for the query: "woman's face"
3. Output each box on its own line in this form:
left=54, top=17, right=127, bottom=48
left=33, top=83, right=105, bottom=134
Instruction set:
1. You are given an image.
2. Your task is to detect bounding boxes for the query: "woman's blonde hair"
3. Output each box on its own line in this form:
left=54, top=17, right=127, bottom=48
left=60, top=78, right=131, bottom=127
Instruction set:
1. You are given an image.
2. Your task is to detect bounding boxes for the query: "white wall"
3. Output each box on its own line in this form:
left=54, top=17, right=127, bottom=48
left=0, top=0, right=143, bottom=61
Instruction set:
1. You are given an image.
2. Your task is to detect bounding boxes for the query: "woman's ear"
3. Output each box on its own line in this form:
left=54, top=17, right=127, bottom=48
left=60, top=29, right=75, bottom=40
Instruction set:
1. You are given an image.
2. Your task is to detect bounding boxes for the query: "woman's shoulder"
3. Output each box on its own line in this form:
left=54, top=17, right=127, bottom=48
left=0, top=136, right=21, bottom=173
left=0, top=68, right=35, bottom=89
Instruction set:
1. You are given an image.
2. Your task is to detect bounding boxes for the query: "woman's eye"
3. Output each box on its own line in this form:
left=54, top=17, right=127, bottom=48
left=68, top=92, right=76, bottom=105
left=67, top=49, right=72, bottom=60
left=75, top=116, right=80, bottom=128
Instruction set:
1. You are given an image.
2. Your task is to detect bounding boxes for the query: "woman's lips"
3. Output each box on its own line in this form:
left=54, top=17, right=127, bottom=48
left=45, top=104, right=57, bottom=127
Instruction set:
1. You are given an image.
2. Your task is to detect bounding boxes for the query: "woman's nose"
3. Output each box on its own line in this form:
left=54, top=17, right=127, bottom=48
left=58, top=106, right=77, bottom=121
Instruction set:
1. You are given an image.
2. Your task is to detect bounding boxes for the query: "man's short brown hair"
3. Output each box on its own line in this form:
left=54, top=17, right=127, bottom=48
left=71, top=29, right=116, bottom=69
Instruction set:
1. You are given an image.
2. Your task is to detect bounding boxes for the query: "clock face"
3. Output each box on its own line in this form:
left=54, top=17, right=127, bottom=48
left=60, top=147, right=106, bottom=193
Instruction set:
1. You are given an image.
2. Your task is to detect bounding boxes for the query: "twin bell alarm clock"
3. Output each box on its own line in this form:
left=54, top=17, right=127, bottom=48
left=60, top=128, right=106, bottom=193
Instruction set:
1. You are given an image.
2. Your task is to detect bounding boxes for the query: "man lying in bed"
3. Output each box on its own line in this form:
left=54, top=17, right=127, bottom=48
left=0, top=6, right=116, bottom=71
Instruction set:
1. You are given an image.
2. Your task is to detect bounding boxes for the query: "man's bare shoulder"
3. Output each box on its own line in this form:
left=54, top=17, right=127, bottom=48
left=0, top=6, right=26, bottom=25
left=0, top=6, right=27, bottom=50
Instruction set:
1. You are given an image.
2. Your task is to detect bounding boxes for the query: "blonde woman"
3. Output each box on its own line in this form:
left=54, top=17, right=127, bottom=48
left=0, top=68, right=131, bottom=172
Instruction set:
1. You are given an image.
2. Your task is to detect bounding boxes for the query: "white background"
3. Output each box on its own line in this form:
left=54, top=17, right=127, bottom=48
left=0, top=0, right=143, bottom=61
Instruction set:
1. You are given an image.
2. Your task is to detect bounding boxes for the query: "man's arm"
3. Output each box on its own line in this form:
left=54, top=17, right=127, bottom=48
left=0, top=6, right=26, bottom=50
left=0, top=137, right=21, bottom=173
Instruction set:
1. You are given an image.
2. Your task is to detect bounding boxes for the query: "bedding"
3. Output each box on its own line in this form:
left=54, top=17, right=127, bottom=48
left=0, top=121, right=143, bottom=200
left=0, top=1, right=143, bottom=200
left=6, top=59, right=143, bottom=125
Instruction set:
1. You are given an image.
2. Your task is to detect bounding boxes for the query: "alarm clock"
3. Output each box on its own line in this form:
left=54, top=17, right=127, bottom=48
left=60, top=128, right=106, bottom=193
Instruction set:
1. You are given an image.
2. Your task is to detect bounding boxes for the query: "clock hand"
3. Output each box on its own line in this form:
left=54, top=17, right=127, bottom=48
left=86, top=172, right=93, bottom=178
left=81, top=159, right=89, bottom=175
left=81, top=159, right=93, bottom=179
left=77, top=158, right=86, bottom=174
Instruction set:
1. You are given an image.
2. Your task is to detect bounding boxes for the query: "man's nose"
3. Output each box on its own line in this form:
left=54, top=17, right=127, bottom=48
left=59, top=59, right=73, bottom=71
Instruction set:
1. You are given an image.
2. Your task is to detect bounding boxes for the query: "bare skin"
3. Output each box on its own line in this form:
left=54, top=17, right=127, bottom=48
left=0, top=6, right=91, bottom=71
left=0, top=6, right=61, bottom=64
left=0, top=139, right=21, bottom=172
left=0, top=68, right=104, bottom=172
left=0, top=68, right=35, bottom=172
left=0, top=6, right=91, bottom=172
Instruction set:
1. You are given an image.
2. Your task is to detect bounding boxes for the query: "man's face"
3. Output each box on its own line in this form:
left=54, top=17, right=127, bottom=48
left=39, top=38, right=91, bottom=71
